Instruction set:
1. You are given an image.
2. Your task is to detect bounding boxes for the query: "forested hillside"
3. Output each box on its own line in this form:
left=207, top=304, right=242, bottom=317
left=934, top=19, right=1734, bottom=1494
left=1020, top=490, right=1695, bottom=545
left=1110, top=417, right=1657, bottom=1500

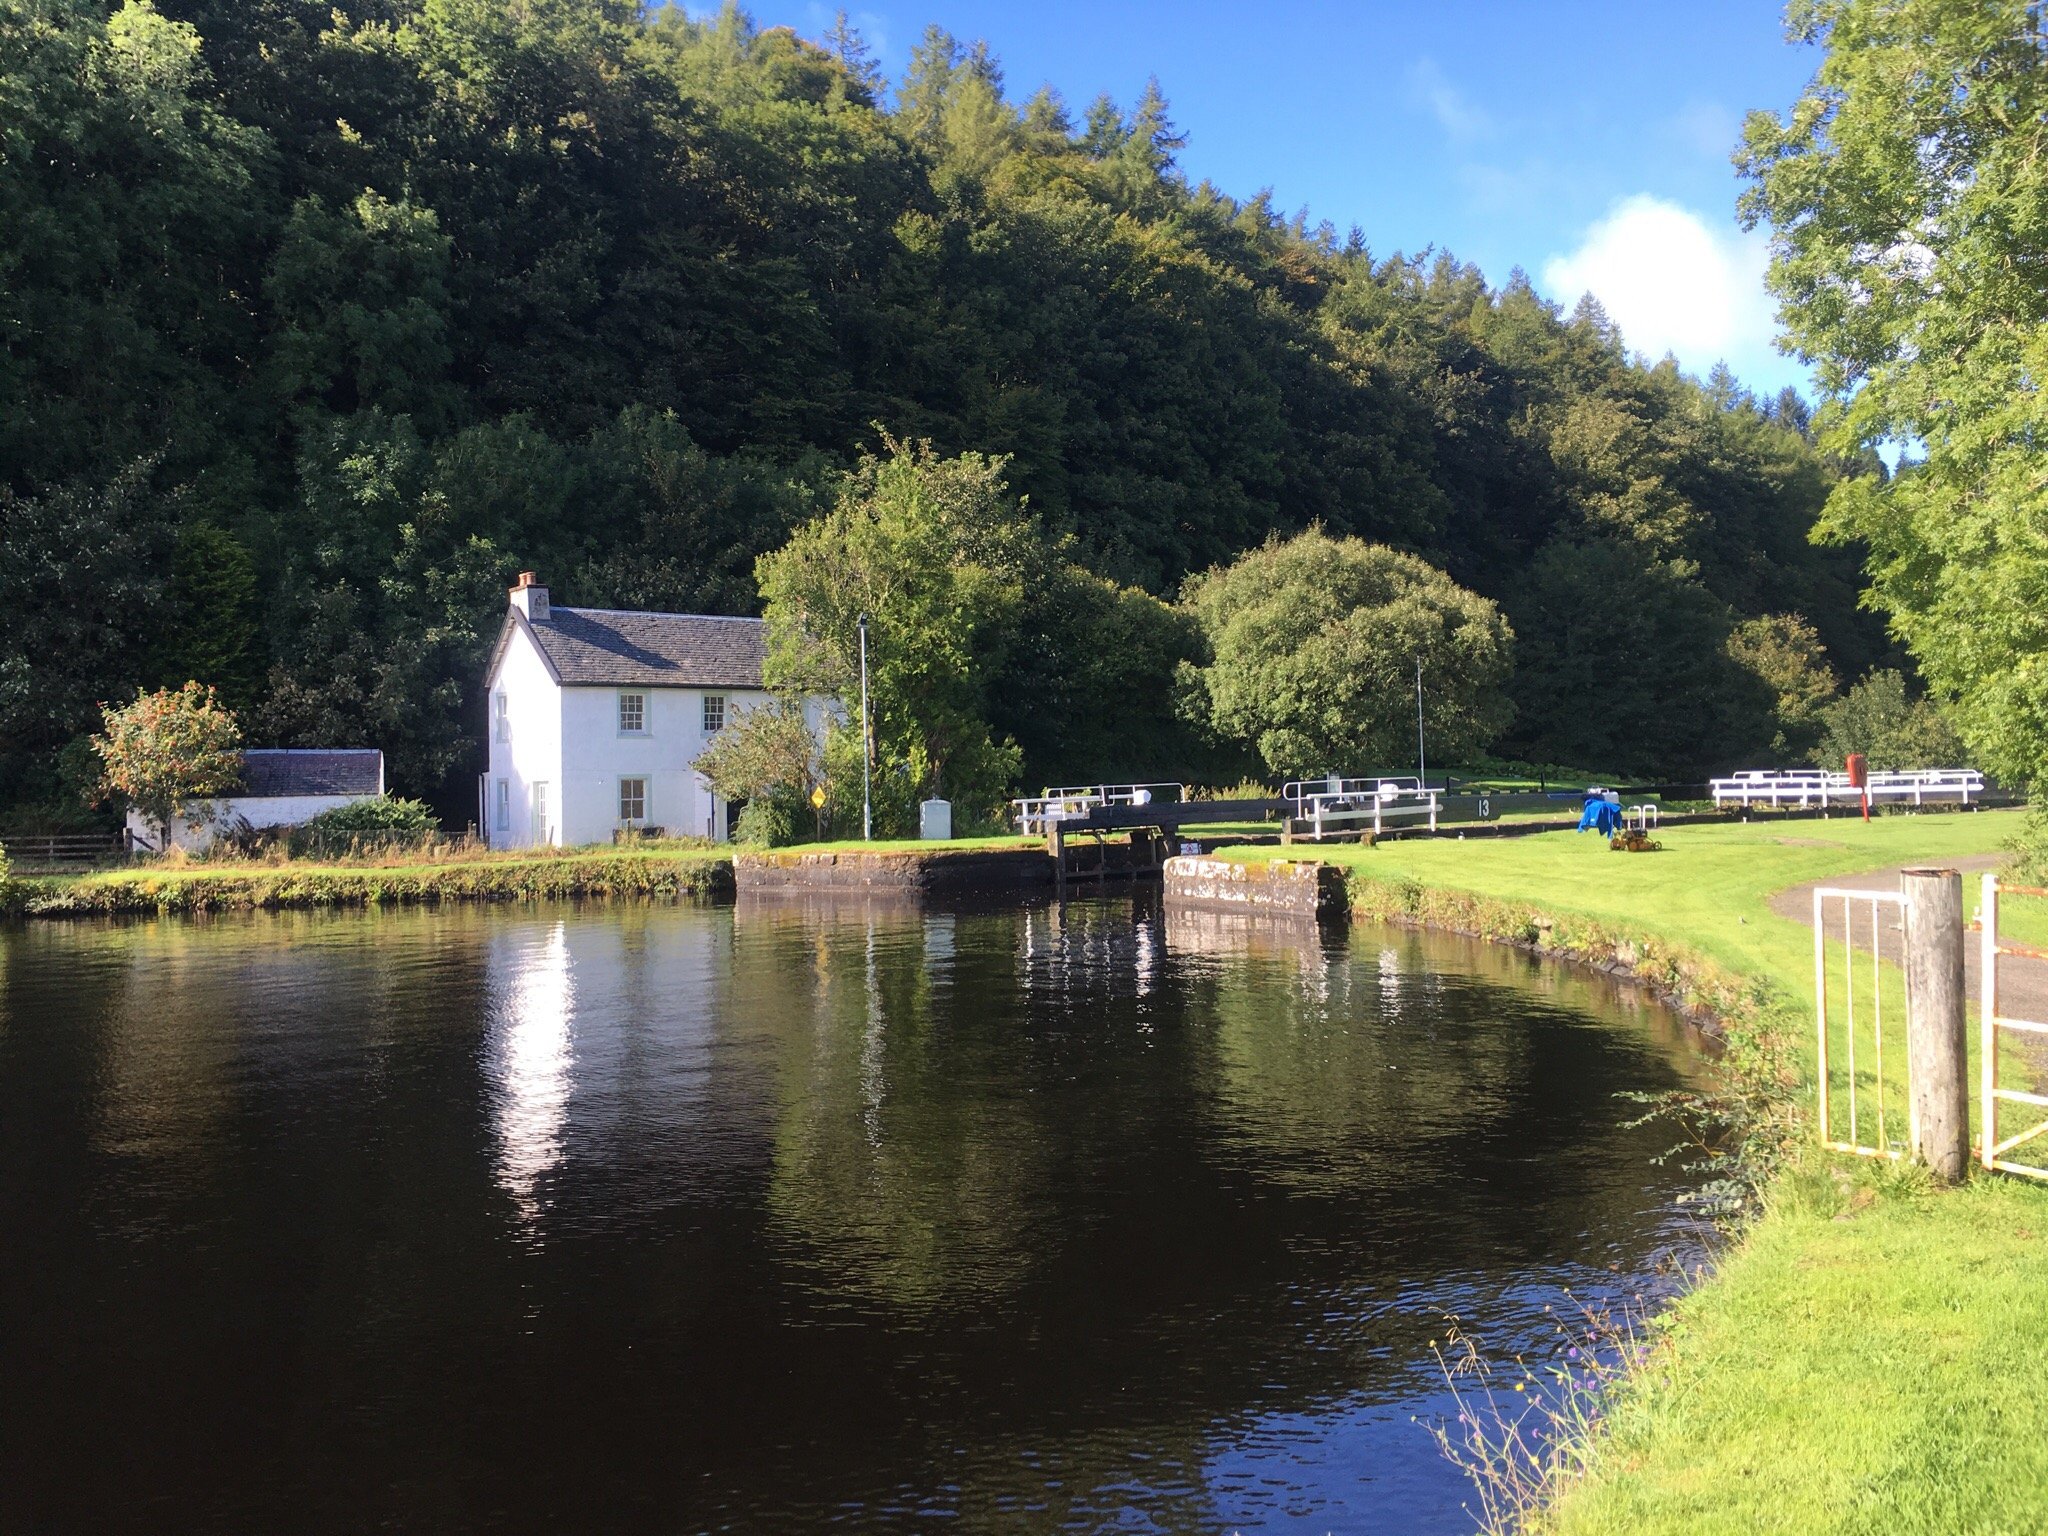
left=0, top=0, right=1889, bottom=818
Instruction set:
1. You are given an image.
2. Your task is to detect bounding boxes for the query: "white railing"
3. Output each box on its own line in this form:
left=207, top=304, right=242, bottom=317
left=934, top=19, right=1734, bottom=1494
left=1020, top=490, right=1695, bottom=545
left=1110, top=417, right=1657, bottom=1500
left=1281, top=775, right=1421, bottom=803
left=1011, top=783, right=1182, bottom=835
left=1868, top=768, right=1985, bottom=805
left=1813, top=886, right=1913, bottom=1160
left=1979, top=875, right=2048, bottom=1180
left=1713, top=767, right=1984, bottom=809
left=1282, top=776, right=1440, bottom=840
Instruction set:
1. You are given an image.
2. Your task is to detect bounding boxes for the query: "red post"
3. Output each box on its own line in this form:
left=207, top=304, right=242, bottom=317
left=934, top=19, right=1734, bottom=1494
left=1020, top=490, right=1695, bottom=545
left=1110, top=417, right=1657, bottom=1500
left=1847, top=751, right=1869, bottom=822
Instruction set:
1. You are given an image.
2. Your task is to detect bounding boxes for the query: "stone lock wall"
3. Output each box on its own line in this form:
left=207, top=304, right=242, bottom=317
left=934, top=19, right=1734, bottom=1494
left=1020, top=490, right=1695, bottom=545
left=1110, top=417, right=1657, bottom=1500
left=1160, top=856, right=1345, bottom=918
left=734, top=847, right=1055, bottom=896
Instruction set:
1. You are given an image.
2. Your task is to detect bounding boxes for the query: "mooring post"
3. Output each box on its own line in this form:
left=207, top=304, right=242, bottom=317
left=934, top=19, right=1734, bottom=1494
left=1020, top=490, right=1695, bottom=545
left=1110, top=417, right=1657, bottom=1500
left=1902, top=867, right=1969, bottom=1182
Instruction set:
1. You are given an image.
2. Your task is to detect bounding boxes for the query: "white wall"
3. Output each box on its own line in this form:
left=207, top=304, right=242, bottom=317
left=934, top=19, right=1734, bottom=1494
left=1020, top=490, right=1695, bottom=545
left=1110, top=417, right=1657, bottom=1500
left=559, top=685, right=770, bottom=845
left=485, top=624, right=565, bottom=848
left=484, top=620, right=830, bottom=847
left=125, top=794, right=373, bottom=853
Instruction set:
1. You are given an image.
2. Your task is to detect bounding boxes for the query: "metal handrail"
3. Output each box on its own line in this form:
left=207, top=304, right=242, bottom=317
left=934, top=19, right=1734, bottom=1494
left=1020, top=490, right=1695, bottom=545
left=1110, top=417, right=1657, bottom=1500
left=1280, top=775, right=1421, bottom=803
left=1011, top=782, right=1184, bottom=834
left=1712, top=767, right=1984, bottom=808
left=1291, top=786, right=1441, bottom=840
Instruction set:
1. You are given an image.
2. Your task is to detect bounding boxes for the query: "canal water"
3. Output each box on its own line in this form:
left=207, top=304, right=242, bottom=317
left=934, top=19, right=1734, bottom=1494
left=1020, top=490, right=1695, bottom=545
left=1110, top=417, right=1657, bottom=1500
left=0, top=895, right=1706, bottom=1534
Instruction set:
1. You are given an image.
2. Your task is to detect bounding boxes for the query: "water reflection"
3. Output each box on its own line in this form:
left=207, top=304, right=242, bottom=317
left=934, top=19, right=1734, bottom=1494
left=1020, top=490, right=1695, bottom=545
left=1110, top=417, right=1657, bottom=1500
left=486, top=921, right=575, bottom=1229
left=738, top=898, right=1053, bottom=1312
left=0, top=895, right=1706, bottom=1536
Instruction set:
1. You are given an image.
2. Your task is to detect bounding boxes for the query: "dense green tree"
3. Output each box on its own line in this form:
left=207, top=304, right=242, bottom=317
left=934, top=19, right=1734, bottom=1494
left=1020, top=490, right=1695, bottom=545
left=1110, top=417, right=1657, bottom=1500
left=0, top=0, right=265, bottom=493
left=1740, top=0, right=2048, bottom=787
left=1499, top=538, right=1773, bottom=778
left=1817, top=669, right=1966, bottom=774
left=693, top=698, right=830, bottom=845
left=1179, top=529, right=1514, bottom=779
left=0, top=460, right=179, bottom=805
left=161, top=523, right=265, bottom=711
left=757, top=437, right=1034, bottom=822
left=1725, top=613, right=1840, bottom=763
left=0, top=0, right=1904, bottom=814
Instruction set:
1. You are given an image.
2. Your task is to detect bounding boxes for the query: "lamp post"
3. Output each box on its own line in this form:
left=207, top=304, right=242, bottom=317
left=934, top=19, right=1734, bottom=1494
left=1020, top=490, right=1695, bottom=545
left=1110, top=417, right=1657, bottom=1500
left=1415, top=656, right=1427, bottom=791
left=858, top=613, right=872, bottom=842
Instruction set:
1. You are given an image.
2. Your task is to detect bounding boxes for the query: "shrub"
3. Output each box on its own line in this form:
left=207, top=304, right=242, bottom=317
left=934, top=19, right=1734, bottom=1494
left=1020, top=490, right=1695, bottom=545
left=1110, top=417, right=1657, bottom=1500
left=733, top=791, right=803, bottom=848
left=301, top=796, right=439, bottom=837
left=289, top=797, right=440, bottom=857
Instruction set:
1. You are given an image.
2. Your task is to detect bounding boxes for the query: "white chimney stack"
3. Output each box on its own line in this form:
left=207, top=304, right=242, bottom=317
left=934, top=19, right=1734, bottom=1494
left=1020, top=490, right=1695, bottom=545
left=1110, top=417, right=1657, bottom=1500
left=509, top=570, right=550, bottom=623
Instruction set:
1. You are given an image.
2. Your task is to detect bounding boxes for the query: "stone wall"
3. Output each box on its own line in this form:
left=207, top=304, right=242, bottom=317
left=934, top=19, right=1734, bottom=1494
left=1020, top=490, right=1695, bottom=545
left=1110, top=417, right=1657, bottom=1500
left=1160, top=856, right=1345, bottom=918
left=735, top=846, right=1054, bottom=896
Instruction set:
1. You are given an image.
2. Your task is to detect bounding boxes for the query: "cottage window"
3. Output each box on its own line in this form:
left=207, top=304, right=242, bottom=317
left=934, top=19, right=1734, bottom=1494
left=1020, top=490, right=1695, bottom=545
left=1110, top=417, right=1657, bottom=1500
left=618, top=691, right=646, bottom=734
left=493, top=691, right=510, bottom=743
left=532, top=781, right=551, bottom=845
left=702, top=694, right=726, bottom=734
left=494, top=778, right=510, bottom=831
left=619, top=777, right=647, bottom=825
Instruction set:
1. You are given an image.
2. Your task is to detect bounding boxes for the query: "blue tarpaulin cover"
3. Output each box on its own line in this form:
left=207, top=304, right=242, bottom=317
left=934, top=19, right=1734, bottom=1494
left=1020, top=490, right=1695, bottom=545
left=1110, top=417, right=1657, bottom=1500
left=1577, top=794, right=1621, bottom=836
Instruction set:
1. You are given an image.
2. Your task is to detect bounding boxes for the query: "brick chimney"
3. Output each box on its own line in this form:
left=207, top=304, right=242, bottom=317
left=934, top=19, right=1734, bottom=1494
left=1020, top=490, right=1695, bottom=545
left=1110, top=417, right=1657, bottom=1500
left=509, top=570, right=550, bottom=623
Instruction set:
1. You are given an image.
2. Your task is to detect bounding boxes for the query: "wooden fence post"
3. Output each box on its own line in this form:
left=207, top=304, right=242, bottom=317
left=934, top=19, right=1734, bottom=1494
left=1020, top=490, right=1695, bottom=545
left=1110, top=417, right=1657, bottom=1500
left=1903, top=867, right=1969, bottom=1182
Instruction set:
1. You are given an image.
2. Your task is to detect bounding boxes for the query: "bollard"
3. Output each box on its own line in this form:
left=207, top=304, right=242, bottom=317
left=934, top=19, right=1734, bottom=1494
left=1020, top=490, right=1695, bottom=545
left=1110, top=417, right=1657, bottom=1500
left=1902, top=867, right=1969, bottom=1182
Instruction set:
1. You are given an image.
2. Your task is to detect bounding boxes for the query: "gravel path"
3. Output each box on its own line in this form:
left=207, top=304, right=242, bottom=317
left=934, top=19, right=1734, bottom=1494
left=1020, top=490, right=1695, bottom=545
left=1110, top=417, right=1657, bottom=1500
left=1769, top=854, right=2048, bottom=1023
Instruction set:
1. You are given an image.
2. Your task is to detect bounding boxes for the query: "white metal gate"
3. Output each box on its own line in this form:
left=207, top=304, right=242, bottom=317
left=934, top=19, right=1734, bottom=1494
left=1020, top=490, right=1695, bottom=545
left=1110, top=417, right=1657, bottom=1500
left=1978, top=874, right=2048, bottom=1179
left=1813, top=887, right=1913, bottom=1160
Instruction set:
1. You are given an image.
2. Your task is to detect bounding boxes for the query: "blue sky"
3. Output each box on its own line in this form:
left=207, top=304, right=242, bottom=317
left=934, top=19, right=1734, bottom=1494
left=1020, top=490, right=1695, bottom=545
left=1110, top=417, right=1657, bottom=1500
left=727, top=0, right=1823, bottom=399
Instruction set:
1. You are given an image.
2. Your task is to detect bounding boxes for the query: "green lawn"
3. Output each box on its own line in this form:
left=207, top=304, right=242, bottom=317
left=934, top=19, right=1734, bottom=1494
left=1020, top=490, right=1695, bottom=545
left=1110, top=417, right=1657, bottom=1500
left=1224, top=811, right=2048, bottom=1534
left=1235, top=811, right=2013, bottom=1032
left=757, top=834, right=1042, bottom=853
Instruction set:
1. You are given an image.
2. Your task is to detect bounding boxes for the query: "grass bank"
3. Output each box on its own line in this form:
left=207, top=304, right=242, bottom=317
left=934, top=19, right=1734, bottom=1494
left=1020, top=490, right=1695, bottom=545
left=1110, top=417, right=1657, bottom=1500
left=1223, top=812, right=2048, bottom=1534
left=4, top=844, right=733, bottom=917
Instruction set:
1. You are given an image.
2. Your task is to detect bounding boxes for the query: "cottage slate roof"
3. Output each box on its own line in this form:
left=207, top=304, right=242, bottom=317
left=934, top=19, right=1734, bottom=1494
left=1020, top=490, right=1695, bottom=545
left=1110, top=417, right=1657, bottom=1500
left=241, top=749, right=384, bottom=798
left=524, top=607, right=767, bottom=689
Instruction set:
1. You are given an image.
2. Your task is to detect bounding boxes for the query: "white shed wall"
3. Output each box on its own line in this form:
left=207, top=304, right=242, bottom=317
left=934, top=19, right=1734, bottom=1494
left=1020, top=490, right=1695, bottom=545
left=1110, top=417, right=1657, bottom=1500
left=125, top=793, right=374, bottom=853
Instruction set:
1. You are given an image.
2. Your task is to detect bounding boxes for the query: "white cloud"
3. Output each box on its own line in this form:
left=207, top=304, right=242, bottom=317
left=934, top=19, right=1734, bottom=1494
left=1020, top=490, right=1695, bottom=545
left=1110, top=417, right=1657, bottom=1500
left=1540, top=194, right=1778, bottom=377
left=1406, top=58, right=1492, bottom=143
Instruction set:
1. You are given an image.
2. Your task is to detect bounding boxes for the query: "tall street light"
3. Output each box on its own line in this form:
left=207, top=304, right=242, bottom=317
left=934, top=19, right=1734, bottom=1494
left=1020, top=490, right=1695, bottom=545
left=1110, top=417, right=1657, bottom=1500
left=1415, top=656, right=1427, bottom=791
left=858, top=613, right=872, bottom=841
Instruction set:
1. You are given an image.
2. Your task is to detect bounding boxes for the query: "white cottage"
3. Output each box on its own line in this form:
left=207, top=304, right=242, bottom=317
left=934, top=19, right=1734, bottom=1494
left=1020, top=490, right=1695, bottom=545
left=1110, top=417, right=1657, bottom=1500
left=125, top=748, right=386, bottom=852
left=481, top=572, right=776, bottom=847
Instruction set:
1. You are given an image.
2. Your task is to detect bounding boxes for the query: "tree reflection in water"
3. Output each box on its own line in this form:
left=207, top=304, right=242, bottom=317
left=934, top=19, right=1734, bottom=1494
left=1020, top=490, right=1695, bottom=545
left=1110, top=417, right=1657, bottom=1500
left=0, top=894, right=1706, bottom=1535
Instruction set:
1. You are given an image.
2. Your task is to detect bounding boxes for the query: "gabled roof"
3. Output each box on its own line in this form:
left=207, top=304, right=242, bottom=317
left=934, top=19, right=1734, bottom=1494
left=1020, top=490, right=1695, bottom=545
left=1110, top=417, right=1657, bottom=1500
left=492, top=606, right=767, bottom=689
left=241, top=749, right=383, bottom=798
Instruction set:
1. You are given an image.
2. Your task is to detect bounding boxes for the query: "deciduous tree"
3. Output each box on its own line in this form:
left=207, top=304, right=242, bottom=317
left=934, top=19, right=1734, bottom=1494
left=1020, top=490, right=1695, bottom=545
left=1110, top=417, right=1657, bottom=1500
left=1740, top=0, right=2048, bottom=786
left=92, top=682, right=244, bottom=850
left=1179, top=529, right=1513, bottom=779
left=756, top=435, right=1032, bottom=824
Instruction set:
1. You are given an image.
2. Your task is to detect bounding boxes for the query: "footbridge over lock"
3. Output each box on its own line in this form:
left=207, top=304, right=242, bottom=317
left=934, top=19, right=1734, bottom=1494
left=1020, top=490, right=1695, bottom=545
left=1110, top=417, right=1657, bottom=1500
left=1011, top=778, right=1530, bottom=888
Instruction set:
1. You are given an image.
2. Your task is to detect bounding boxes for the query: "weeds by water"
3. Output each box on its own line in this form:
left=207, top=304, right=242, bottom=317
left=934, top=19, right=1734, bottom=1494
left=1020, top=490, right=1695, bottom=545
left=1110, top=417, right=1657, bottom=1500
left=1422, top=1282, right=1687, bottom=1535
